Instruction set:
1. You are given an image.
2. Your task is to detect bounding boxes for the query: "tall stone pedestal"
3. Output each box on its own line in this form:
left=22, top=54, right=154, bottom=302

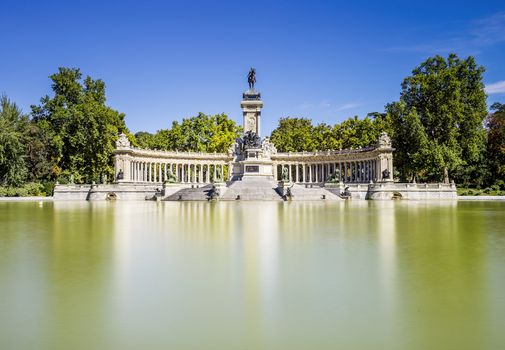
left=241, top=89, right=263, bottom=136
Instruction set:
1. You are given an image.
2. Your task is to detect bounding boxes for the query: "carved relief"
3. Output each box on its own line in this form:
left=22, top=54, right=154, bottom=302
left=377, top=132, right=392, bottom=148
left=116, top=133, right=131, bottom=148
left=247, top=115, right=256, bottom=131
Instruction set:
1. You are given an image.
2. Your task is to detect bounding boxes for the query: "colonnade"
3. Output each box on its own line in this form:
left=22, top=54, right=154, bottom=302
left=127, top=161, right=229, bottom=184
left=274, top=159, right=384, bottom=183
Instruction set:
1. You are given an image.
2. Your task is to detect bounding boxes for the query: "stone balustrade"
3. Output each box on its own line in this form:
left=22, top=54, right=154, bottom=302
left=113, top=145, right=233, bottom=184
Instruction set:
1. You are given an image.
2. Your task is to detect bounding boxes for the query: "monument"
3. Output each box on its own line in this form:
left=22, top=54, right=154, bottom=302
left=230, top=69, right=277, bottom=180
left=53, top=69, right=457, bottom=201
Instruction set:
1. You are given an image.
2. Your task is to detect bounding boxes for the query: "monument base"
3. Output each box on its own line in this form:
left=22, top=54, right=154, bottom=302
left=238, top=159, right=275, bottom=180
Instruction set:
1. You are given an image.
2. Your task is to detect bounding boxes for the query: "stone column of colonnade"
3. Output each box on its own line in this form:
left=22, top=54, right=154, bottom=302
left=274, top=159, right=381, bottom=184
left=126, top=160, right=230, bottom=184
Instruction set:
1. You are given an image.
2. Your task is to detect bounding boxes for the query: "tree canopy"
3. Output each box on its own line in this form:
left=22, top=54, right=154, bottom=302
left=0, top=95, right=30, bottom=186
left=31, top=67, right=129, bottom=183
left=269, top=115, right=388, bottom=153
left=487, top=103, right=505, bottom=182
left=390, top=54, right=488, bottom=182
left=135, top=112, right=241, bottom=153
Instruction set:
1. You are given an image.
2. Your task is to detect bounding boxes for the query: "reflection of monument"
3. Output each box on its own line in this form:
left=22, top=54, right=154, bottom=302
left=53, top=69, right=456, bottom=201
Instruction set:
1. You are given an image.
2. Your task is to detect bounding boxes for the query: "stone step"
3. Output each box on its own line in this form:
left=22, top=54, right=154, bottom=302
left=164, top=185, right=213, bottom=201
left=287, top=184, right=342, bottom=201
left=221, top=179, right=283, bottom=201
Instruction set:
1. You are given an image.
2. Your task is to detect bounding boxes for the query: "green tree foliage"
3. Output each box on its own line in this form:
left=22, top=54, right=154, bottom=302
left=334, top=115, right=384, bottom=149
left=270, top=117, right=317, bottom=152
left=386, top=102, right=431, bottom=181
left=487, top=103, right=505, bottom=181
left=134, top=131, right=155, bottom=149
left=31, top=68, right=129, bottom=183
left=0, top=95, right=29, bottom=186
left=396, top=54, right=487, bottom=182
left=135, top=112, right=241, bottom=153
left=270, top=115, right=389, bottom=152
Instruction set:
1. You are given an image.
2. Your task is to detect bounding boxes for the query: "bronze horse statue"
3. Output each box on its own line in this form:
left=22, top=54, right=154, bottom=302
left=247, top=68, right=256, bottom=89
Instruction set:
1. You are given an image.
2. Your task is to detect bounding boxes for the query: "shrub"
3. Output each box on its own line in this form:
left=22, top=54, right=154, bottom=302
left=0, top=182, right=45, bottom=197
left=41, top=181, right=55, bottom=196
left=483, top=187, right=492, bottom=194
left=495, top=180, right=505, bottom=190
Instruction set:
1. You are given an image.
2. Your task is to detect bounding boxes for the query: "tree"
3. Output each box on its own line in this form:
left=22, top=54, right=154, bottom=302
left=270, top=117, right=317, bottom=152
left=487, top=103, right=505, bottom=182
left=396, top=54, right=487, bottom=182
left=312, top=123, right=339, bottom=151
left=334, top=115, right=383, bottom=149
left=134, top=131, right=155, bottom=149
left=31, top=67, right=129, bottom=183
left=0, top=95, right=29, bottom=186
left=136, top=113, right=241, bottom=153
left=386, top=102, right=432, bottom=181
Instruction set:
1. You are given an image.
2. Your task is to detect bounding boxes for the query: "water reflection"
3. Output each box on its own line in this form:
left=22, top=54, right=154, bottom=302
left=1, top=200, right=504, bottom=349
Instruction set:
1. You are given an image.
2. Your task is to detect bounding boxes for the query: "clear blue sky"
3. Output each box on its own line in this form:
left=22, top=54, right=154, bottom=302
left=1, top=0, right=505, bottom=135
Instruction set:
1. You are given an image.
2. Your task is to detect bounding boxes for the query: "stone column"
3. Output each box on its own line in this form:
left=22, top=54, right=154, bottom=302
left=388, top=156, right=394, bottom=180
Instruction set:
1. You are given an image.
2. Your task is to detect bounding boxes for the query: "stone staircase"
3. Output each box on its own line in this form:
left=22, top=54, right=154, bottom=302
left=164, top=184, right=214, bottom=201
left=288, top=184, right=342, bottom=201
left=220, top=178, right=284, bottom=201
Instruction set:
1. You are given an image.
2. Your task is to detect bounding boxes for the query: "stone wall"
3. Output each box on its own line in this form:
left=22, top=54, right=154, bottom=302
left=366, top=182, right=457, bottom=200
left=53, top=183, right=162, bottom=201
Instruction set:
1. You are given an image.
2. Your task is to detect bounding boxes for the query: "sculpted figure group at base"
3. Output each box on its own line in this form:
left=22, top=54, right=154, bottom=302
left=241, top=131, right=262, bottom=149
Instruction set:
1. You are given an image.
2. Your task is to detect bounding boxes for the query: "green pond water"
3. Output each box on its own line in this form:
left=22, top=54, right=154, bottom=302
left=0, top=200, right=504, bottom=350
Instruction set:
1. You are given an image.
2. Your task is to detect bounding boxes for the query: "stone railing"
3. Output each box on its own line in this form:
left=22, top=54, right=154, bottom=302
left=123, top=147, right=232, bottom=161
left=274, top=146, right=376, bottom=158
